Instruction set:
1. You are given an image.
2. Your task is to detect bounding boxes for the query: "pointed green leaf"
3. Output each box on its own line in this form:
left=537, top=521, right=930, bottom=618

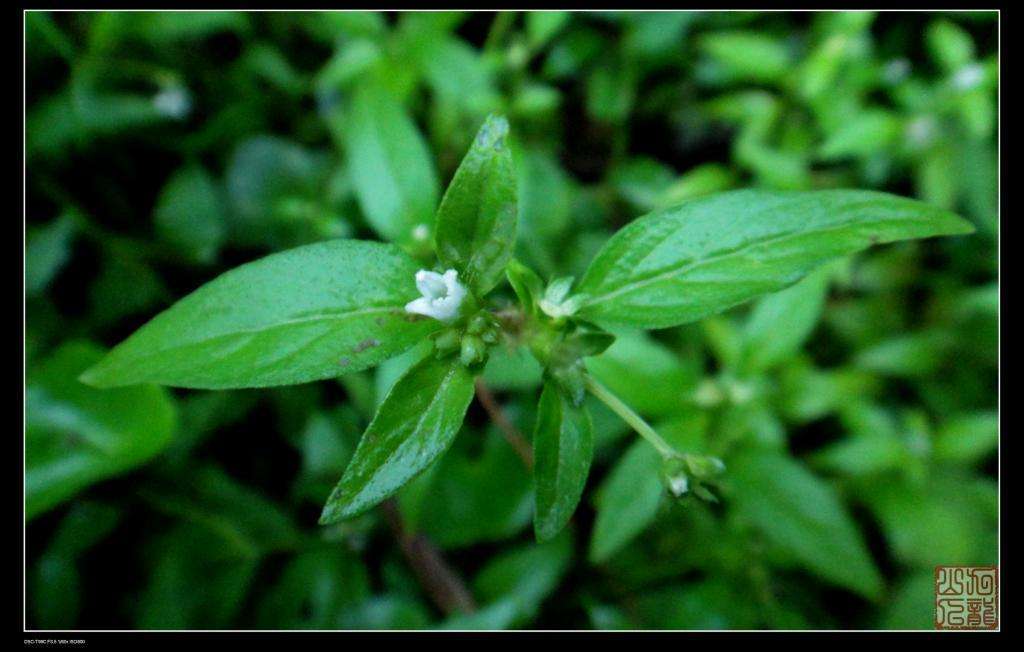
left=505, top=258, right=544, bottom=317
left=81, top=240, right=440, bottom=389
left=344, top=82, right=439, bottom=244
left=589, top=439, right=663, bottom=563
left=435, top=114, right=517, bottom=295
left=27, top=342, right=177, bottom=519
left=741, top=264, right=833, bottom=373
left=154, top=164, right=227, bottom=265
left=533, top=382, right=593, bottom=542
left=728, top=449, right=884, bottom=599
left=576, top=189, right=974, bottom=329
left=319, top=354, right=475, bottom=522
left=26, top=213, right=76, bottom=296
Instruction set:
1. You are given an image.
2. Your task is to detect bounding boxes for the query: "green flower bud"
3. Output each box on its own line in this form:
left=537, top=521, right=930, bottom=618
left=433, top=328, right=462, bottom=355
left=460, top=334, right=487, bottom=368
left=684, top=453, right=726, bottom=481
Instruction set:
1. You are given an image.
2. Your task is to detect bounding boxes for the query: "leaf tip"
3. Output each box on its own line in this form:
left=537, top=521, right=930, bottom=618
left=77, top=364, right=108, bottom=388
left=946, top=214, right=977, bottom=235
left=476, top=113, right=510, bottom=150
left=533, top=517, right=559, bottom=544
left=317, top=501, right=349, bottom=526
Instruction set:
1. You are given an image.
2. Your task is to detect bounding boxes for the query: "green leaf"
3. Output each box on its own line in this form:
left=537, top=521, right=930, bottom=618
left=515, top=147, right=574, bottom=255
left=344, top=82, right=439, bottom=244
left=741, top=264, right=832, bottom=373
left=224, top=135, right=342, bottom=249
left=700, top=32, right=792, bottom=83
left=26, top=213, right=76, bottom=296
left=878, top=572, right=937, bottom=630
left=728, top=449, right=884, bottom=599
left=435, top=114, right=518, bottom=295
left=933, top=411, right=998, bottom=464
left=818, top=110, right=901, bottom=161
left=864, top=474, right=996, bottom=568
left=505, top=258, right=545, bottom=317
left=927, top=19, right=975, bottom=72
left=80, top=240, right=439, bottom=389
left=585, top=56, right=636, bottom=124
left=439, top=598, right=521, bottom=630
left=142, top=465, right=301, bottom=556
left=408, top=34, right=499, bottom=115
left=589, top=439, right=664, bottom=563
left=136, top=524, right=258, bottom=629
left=32, top=555, right=80, bottom=629
left=45, top=500, right=121, bottom=558
left=31, top=500, right=122, bottom=628
left=255, top=549, right=370, bottom=629
left=26, top=342, right=177, bottom=519
left=154, top=164, right=227, bottom=265
left=576, top=190, right=973, bottom=329
left=585, top=330, right=698, bottom=416
left=414, top=427, right=533, bottom=549
left=319, top=354, right=475, bottom=522
left=853, top=329, right=953, bottom=378
left=472, top=531, right=573, bottom=626
left=533, top=382, right=593, bottom=542
left=482, top=344, right=543, bottom=391
left=88, top=254, right=167, bottom=328
left=527, top=12, right=570, bottom=50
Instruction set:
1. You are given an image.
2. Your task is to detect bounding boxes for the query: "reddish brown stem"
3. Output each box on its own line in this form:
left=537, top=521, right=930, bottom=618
left=474, top=379, right=534, bottom=469
left=381, top=499, right=477, bottom=616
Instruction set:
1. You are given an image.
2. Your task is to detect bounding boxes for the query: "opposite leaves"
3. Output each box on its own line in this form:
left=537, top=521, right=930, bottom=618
left=434, top=114, right=518, bottom=296
left=319, top=354, right=475, bottom=523
left=576, top=189, right=974, bottom=329
left=81, top=240, right=439, bottom=389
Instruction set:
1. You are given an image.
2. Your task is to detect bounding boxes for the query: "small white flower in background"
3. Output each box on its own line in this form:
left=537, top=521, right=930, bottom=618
left=153, top=86, right=192, bottom=120
left=405, top=269, right=467, bottom=323
left=882, top=58, right=910, bottom=84
left=906, top=116, right=937, bottom=148
left=952, top=63, right=984, bottom=91
left=412, top=224, right=430, bottom=242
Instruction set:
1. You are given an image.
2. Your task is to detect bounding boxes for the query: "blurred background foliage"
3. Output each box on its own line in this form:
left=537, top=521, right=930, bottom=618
left=25, top=10, right=997, bottom=630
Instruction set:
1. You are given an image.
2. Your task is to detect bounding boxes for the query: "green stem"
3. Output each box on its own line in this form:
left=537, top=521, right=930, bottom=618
left=584, top=375, right=677, bottom=459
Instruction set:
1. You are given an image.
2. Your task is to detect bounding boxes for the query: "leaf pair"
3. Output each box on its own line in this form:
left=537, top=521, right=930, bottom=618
left=79, top=110, right=975, bottom=544
left=82, top=113, right=518, bottom=525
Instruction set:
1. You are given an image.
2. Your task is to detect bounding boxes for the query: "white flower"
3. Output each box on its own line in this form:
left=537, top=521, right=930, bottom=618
left=952, top=63, right=984, bottom=91
left=412, top=224, right=430, bottom=242
left=405, top=269, right=467, bottom=323
left=667, top=474, right=689, bottom=497
left=153, top=86, right=192, bottom=120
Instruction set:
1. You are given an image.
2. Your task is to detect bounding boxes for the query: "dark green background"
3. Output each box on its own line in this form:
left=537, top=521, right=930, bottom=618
left=25, top=11, right=998, bottom=630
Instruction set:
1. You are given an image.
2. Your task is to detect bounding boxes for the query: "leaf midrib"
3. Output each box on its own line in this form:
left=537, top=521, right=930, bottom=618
left=343, top=362, right=460, bottom=508
left=125, top=305, right=407, bottom=361
left=580, top=214, right=929, bottom=309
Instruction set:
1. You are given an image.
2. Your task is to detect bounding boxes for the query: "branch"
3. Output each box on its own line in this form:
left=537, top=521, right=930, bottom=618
left=381, top=499, right=477, bottom=616
left=474, top=379, right=534, bottom=469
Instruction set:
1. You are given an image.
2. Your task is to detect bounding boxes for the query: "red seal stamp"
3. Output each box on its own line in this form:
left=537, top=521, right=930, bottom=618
left=935, top=565, right=998, bottom=630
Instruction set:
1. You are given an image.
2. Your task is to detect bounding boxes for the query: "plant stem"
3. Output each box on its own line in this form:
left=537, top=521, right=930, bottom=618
left=475, top=379, right=534, bottom=469
left=584, top=375, right=677, bottom=459
left=381, top=499, right=477, bottom=616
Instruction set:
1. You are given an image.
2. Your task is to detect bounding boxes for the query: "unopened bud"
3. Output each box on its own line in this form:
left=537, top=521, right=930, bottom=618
left=460, top=334, right=486, bottom=367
